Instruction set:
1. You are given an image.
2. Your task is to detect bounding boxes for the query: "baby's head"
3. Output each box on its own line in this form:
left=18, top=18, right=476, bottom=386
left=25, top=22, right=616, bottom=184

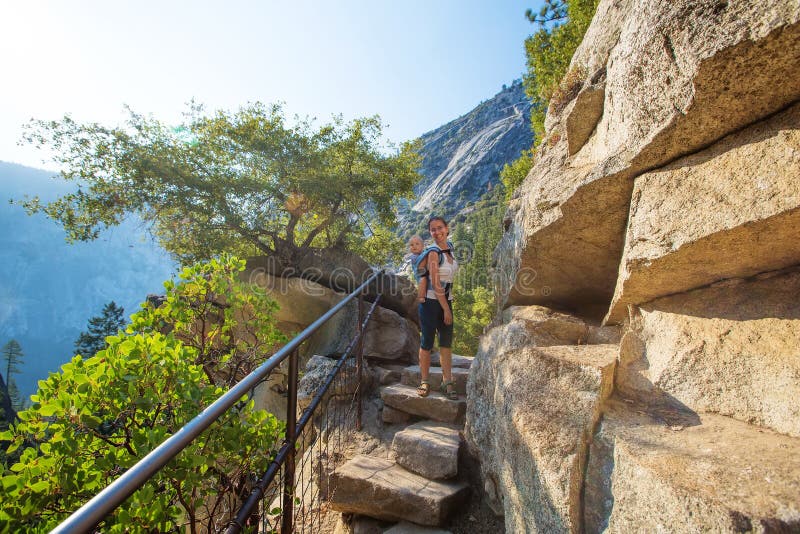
left=408, top=235, right=424, bottom=255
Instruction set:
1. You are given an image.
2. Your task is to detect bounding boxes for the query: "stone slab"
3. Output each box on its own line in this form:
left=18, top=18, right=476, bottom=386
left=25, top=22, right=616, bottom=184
left=584, top=400, right=800, bottom=533
left=607, top=102, right=800, bottom=323
left=381, top=383, right=466, bottom=424
left=465, top=334, right=617, bottom=534
left=382, top=405, right=412, bottom=425
left=391, top=421, right=462, bottom=480
left=400, top=366, right=469, bottom=395
left=328, top=455, right=469, bottom=526
left=383, top=521, right=452, bottom=534
left=615, top=268, right=800, bottom=437
left=430, top=353, right=474, bottom=369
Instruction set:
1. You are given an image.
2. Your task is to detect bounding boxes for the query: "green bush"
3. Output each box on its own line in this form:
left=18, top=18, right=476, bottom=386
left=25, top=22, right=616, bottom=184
left=0, top=255, right=285, bottom=532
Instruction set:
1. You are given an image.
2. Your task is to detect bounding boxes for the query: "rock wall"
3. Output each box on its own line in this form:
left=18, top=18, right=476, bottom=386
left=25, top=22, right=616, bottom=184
left=244, top=268, right=420, bottom=420
left=469, top=1, right=800, bottom=532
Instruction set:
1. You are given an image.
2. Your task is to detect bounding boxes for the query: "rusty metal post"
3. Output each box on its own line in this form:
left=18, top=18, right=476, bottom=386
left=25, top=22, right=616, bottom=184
left=356, top=289, right=364, bottom=431
left=281, top=349, right=299, bottom=533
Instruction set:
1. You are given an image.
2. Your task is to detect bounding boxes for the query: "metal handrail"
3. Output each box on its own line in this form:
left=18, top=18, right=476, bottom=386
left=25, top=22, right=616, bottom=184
left=52, top=269, right=383, bottom=534
left=226, top=293, right=382, bottom=533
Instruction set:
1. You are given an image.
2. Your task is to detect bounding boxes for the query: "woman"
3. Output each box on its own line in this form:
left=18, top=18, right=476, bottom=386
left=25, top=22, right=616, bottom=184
left=416, top=216, right=459, bottom=400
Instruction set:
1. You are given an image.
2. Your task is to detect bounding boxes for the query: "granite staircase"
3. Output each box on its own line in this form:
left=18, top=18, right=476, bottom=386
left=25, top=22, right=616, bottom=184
left=329, top=356, right=474, bottom=533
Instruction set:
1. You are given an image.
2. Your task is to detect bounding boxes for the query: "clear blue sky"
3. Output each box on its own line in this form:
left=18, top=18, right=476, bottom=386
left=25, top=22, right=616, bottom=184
left=0, top=1, right=541, bottom=170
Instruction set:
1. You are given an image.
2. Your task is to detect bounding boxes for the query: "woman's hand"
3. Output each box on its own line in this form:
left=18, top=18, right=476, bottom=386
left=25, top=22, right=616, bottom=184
left=443, top=308, right=453, bottom=325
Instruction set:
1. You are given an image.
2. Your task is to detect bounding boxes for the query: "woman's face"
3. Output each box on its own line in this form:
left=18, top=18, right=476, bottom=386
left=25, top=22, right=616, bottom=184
left=429, top=220, right=449, bottom=242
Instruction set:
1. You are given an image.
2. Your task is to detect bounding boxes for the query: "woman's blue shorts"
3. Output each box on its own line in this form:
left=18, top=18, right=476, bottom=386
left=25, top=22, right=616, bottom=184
left=419, top=298, right=454, bottom=350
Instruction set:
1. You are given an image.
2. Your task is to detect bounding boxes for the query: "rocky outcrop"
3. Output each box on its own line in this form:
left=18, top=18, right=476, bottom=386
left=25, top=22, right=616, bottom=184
left=244, top=270, right=419, bottom=363
left=471, top=0, right=800, bottom=532
left=616, top=268, right=800, bottom=438
left=245, top=252, right=419, bottom=323
left=465, top=318, right=616, bottom=532
left=606, top=103, right=800, bottom=323
left=245, top=271, right=419, bottom=422
left=586, top=401, right=800, bottom=533
left=396, top=81, right=533, bottom=236
left=494, top=0, right=800, bottom=319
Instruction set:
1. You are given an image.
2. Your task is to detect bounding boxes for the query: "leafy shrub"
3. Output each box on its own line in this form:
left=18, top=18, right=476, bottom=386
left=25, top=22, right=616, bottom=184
left=0, top=255, right=285, bottom=532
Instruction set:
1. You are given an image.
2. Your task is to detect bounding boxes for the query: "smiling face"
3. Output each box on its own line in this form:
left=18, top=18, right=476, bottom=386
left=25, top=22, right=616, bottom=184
left=408, top=236, right=424, bottom=255
left=428, top=218, right=449, bottom=245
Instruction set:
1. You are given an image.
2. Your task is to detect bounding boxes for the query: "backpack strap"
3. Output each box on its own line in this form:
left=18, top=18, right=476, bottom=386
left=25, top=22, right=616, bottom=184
left=413, top=241, right=455, bottom=282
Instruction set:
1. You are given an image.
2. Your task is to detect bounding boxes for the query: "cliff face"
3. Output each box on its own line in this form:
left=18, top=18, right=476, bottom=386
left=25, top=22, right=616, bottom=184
left=467, top=1, right=800, bottom=532
left=397, top=81, right=532, bottom=236
left=0, top=162, right=176, bottom=400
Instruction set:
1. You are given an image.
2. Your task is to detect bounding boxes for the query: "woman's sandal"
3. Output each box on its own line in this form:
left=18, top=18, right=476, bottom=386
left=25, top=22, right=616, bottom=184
left=417, top=380, right=431, bottom=397
left=440, top=381, right=458, bottom=400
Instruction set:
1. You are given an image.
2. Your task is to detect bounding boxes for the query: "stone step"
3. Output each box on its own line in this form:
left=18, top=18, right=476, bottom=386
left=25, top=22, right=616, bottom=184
left=430, top=352, right=474, bottom=369
left=328, top=455, right=469, bottom=527
left=400, top=365, right=470, bottom=395
left=584, top=399, right=800, bottom=532
left=391, top=421, right=461, bottom=480
left=382, top=405, right=412, bottom=424
left=384, top=521, right=453, bottom=534
left=373, top=365, right=402, bottom=385
left=381, top=383, right=466, bottom=424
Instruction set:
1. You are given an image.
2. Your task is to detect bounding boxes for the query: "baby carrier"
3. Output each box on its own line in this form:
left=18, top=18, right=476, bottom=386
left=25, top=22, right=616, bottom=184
left=413, top=241, right=455, bottom=298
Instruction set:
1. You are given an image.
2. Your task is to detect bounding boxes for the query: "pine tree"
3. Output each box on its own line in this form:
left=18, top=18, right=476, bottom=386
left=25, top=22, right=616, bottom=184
left=7, top=378, right=23, bottom=411
left=1, top=340, right=23, bottom=424
left=1, top=340, right=24, bottom=389
left=74, top=301, right=126, bottom=357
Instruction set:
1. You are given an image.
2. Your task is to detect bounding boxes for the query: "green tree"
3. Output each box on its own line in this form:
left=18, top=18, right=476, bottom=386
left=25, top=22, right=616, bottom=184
left=1, top=340, right=24, bottom=404
left=2, top=340, right=23, bottom=384
left=7, top=379, right=24, bottom=412
left=74, top=301, right=126, bottom=358
left=0, top=255, right=285, bottom=532
left=500, top=148, right=536, bottom=201
left=451, top=187, right=506, bottom=354
left=0, top=370, right=16, bottom=429
left=19, top=103, right=421, bottom=266
left=523, top=0, right=599, bottom=141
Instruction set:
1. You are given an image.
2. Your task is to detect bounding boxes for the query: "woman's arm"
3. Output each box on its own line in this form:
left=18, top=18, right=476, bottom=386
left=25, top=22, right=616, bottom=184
left=428, top=250, right=453, bottom=325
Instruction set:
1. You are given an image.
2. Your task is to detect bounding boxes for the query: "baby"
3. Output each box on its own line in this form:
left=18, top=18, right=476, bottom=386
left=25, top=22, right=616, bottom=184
left=407, top=235, right=428, bottom=303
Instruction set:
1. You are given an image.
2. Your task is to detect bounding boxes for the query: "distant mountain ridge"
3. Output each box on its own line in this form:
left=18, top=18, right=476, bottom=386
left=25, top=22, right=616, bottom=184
left=0, top=161, right=176, bottom=400
left=398, top=81, right=533, bottom=236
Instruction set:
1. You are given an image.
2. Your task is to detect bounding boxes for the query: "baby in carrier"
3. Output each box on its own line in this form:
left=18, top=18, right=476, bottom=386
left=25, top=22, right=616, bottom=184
left=406, top=235, right=429, bottom=302
left=406, top=235, right=454, bottom=303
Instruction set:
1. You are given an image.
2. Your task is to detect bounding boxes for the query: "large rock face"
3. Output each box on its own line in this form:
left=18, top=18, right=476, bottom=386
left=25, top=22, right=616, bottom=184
left=585, top=401, right=800, bottom=533
left=495, top=0, right=800, bottom=318
left=469, top=1, right=800, bottom=532
left=617, top=268, right=800, bottom=438
left=607, top=103, right=800, bottom=323
left=465, top=311, right=616, bottom=532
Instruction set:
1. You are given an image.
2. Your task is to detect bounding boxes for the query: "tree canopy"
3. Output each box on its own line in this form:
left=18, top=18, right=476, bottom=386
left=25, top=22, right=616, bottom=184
left=524, top=0, right=599, bottom=141
left=0, top=255, right=285, bottom=532
left=20, top=103, right=421, bottom=265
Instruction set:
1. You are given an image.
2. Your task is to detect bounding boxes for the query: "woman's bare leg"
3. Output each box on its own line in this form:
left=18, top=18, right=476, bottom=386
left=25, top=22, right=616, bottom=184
left=440, top=347, right=452, bottom=384
left=419, top=347, right=431, bottom=382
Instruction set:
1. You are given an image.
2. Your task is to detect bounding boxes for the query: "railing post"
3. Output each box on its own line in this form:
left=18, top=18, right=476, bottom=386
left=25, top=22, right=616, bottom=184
left=281, top=349, right=299, bottom=533
left=356, top=288, right=364, bottom=431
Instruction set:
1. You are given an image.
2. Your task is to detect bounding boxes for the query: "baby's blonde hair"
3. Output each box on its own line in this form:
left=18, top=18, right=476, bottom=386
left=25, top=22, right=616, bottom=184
left=408, top=235, right=423, bottom=246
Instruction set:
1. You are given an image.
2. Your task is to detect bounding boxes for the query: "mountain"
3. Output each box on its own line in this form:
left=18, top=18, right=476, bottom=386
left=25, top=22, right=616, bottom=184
left=0, top=161, right=176, bottom=400
left=398, top=80, right=533, bottom=237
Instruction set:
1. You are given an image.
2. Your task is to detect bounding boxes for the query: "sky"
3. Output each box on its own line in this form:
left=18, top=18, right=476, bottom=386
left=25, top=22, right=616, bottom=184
left=0, top=1, right=540, bottom=171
